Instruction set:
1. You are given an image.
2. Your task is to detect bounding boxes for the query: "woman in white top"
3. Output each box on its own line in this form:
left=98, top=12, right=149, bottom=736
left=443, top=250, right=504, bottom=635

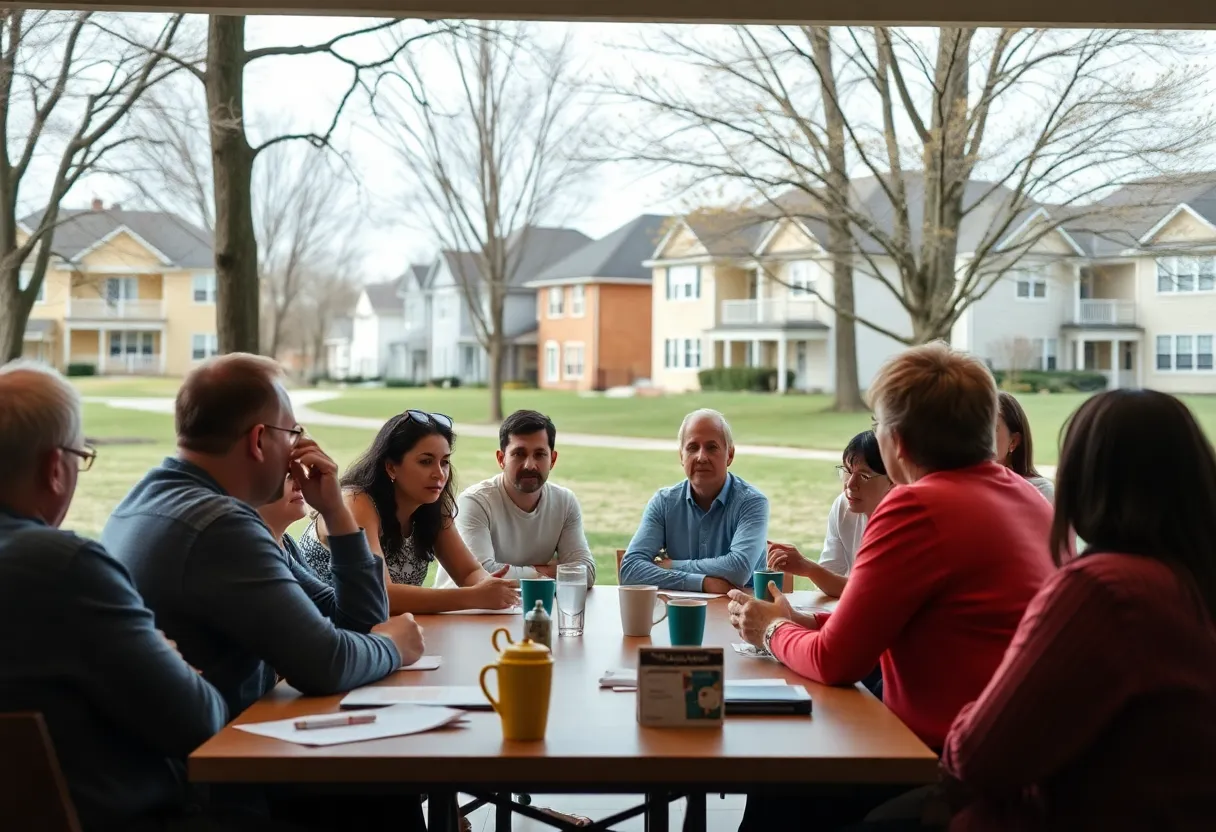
left=997, top=391, right=1055, bottom=502
left=767, top=430, right=894, bottom=597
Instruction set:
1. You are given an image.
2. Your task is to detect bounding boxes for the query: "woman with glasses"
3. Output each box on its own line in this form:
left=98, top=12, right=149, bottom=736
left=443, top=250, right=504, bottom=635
left=767, top=430, right=893, bottom=598
left=300, top=410, right=520, bottom=615
left=996, top=391, right=1054, bottom=501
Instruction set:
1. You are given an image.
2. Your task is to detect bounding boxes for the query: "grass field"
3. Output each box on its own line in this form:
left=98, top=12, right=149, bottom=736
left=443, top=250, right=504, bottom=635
left=73, top=402, right=840, bottom=587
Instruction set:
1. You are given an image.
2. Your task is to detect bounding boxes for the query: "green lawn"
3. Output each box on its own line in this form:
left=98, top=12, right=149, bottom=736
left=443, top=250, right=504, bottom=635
left=73, top=402, right=839, bottom=588
left=304, top=386, right=1216, bottom=465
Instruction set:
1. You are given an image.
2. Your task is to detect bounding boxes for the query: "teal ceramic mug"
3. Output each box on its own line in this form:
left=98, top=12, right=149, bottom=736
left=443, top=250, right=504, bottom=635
left=520, top=577, right=555, bottom=616
left=667, top=599, right=708, bottom=646
left=754, top=570, right=784, bottom=602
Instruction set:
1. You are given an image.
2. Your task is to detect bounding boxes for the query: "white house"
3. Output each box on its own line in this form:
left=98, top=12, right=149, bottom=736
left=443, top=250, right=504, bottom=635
left=348, top=278, right=406, bottom=379
left=323, top=317, right=352, bottom=380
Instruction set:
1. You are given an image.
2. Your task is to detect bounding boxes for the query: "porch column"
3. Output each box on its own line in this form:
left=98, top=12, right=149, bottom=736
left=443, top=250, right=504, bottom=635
left=98, top=328, right=107, bottom=374
left=751, top=339, right=761, bottom=368
left=1136, top=339, right=1144, bottom=388
left=63, top=327, right=71, bottom=370
left=1109, top=338, right=1119, bottom=389
left=1074, top=338, right=1085, bottom=372
left=159, top=330, right=168, bottom=375
left=777, top=338, right=789, bottom=393
left=722, top=340, right=732, bottom=368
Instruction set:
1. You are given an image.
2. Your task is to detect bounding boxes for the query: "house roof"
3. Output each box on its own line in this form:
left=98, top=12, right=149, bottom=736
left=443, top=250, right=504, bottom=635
left=531, top=214, right=672, bottom=283
left=440, top=226, right=592, bottom=287
left=21, top=206, right=213, bottom=269
left=362, top=279, right=405, bottom=314
left=1056, top=174, right=1216, bottom=256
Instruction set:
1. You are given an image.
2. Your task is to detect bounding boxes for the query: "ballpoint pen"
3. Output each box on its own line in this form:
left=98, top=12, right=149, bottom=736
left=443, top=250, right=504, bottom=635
left=293, top=713, right=378, bottom=730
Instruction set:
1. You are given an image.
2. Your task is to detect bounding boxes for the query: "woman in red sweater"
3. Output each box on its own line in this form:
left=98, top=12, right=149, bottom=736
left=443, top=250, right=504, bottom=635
left=729, top=342, right=1056, bottom=829
left=941, top=389, right=1216, bottom=829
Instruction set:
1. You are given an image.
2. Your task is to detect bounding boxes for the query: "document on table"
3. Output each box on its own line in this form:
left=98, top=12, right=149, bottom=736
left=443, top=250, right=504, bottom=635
left=235, top=704, right=465, bottom=747
left=398, top=656, right=442, bottom=671
left=438, top=606, right=521, bottom=615
left=657, top=590, right=724, bottom=600
left=340, top=685, right=492, bottom=710
left=599, top=669, right=782, bottom=690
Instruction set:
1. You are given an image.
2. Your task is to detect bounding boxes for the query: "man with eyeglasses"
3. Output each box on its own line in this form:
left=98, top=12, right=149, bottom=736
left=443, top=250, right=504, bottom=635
left=102, top=353, right=429, bottom=828
left=0, top=362, right=242, bottom=831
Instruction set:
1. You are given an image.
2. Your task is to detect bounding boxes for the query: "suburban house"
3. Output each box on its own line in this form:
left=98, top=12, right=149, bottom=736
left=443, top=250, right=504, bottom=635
left=650, top=174, right=1216, bottom=395
left=21, top=200, right=217, bottom=376
left=348, top=278, right=406, bottom=379
left=390, top=263, right=433, bottom=384
left=323, top=317, right=353, bottom=380
left=426, top=227, right=591, bottom=385
left=525, top=214, right=669, bottom=391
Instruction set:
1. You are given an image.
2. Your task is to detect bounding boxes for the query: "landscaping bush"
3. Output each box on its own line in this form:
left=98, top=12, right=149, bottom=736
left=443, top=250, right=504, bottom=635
left=698, top=367, right=797, bottom=393
left=384, top=378, right=420, bottom=388
left=429, top=376, right=462, bottom=388
left=503, top=379, right=536, bottom=390
left=992, top=369, right=1108, bottom=394
left=65, top=363, right=96, bottom=377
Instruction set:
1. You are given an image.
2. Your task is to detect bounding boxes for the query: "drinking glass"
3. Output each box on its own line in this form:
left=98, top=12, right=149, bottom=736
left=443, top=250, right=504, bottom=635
left=556, top=564, right=589, bottom=637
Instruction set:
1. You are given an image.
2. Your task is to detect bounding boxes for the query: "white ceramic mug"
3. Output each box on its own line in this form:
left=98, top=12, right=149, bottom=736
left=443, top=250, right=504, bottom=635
left=619, top=585, right=668, bottom=637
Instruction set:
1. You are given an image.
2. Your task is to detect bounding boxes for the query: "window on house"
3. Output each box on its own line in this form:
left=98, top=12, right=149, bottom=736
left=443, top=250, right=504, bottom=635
left=191, top=333, right=218, bottom=361
left=1157, top=257, right=1216, bottom=293
left=570, top=285, right=585, bottom=317
left=1156, top=335, right=1172, bottom=370
left=192, top=272, right=216, bottom=303
left=1156, top=334, right=1216, bottom=372
left=547, top=286, right=564, bottom=317
left=787, top=261, right=816, bottom=297
left=683, top=338, right=702, bottom=369
left=666, top=266, right=701, bottom=300
left=545, top=341, right=560, bottom=382
left=18, top=270, right=44, bottom=303
left=563, top=343, right=585, bottom=379
left=1031, top=338, right=1058, bottom=371
left=1200, top=335, right=1214, bottom=371
left=106, top=277, right=138, bottom=304
left=664, top=338, right=679, bottom=369
left=1015, top=272, right=1047, bottom=300
left=1177, top=335, right=1194, bottom=370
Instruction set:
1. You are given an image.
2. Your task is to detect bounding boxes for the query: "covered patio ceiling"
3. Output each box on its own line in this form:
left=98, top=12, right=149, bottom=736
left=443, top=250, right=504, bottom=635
left=7, top=0, right=1216, bottom=27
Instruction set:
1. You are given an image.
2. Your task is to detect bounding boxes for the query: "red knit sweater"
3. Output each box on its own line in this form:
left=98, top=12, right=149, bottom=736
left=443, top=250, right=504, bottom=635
left=770, top=462, right=1055, bottom=749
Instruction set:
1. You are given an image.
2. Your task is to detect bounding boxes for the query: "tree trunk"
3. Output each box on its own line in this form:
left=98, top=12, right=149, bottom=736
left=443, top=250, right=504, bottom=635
left=0, top=268, right=33, bottom=362
left=206, top=16, right=260, bottom=355
left=486, top=335, right=504, bottom=423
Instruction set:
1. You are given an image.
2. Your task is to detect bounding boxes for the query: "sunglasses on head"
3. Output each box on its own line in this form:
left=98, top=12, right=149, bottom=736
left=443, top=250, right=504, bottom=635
left=404, top=410, right=454, bottom=430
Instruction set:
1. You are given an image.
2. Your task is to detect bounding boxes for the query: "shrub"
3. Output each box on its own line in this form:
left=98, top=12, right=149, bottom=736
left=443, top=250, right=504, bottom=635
left=698, top=367, right=797, bottom=392
left=429, top=376, right=462, bottom=389
left=503, top=379, right=536, bottom=390
left=385, top=378, right=420, bottom=388
left=992, top=369, right=1107, bottom=394
left=65, top=363, right=96, bottom=377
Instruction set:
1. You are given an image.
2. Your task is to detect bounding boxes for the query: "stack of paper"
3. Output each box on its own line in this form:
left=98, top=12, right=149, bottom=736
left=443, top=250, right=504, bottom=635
left=340, top=685, right=492, bottom=711
left=657, top=590, right=724, bottom=600
left=235, top=703, right=465, bottom=747
left=599, top=669, right=638, bottom=689
left=438, top=606, right=521, bottom=615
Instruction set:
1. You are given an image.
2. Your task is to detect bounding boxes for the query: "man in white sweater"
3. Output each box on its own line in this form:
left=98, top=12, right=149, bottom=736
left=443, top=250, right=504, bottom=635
left=435, top=410, right=596, bottom=588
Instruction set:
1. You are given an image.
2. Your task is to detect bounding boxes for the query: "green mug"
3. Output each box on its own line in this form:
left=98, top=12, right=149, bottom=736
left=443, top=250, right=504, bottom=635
left=754, top=570, right=784, bottom=602
left=520, top=577, right=555, bottom=616
left=667, top=599, right=707, bottom=646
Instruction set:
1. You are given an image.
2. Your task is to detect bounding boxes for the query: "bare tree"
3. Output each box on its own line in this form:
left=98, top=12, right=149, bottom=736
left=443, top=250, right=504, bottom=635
left=617, top=27, right=1215, bottom=352
left=992, top=336, right=1039, bottom=385
left=372, top=22, right=596, bottom=421
left=0, top=11, right=185, bottom=362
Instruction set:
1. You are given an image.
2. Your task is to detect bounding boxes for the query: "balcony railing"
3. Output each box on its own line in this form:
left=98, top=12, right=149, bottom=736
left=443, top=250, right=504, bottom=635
left=720, top=297, right=824, bottom=326
left=1074, top=299, right=1136, bottom=326
left=67, top=298, right=166, bottom=320
left=74, top=353, right=163, bottom=375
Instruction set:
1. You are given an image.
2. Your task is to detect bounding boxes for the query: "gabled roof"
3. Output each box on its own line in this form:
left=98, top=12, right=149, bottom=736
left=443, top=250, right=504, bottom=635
left=530, top=214, right=672, bottom=284
left=1053, top=174, right=1216, bottom=256
left=439, top=226, right=592, bottom=287
left=21, top=206, right=213, bottom=269
left=362, top=278, right=405, bottom=315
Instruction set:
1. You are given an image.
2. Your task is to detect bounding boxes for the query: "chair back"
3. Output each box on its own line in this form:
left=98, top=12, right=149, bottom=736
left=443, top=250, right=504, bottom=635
left=615, top=549, right=625, bottom=580
left=0, top=713, right=82, bottom=832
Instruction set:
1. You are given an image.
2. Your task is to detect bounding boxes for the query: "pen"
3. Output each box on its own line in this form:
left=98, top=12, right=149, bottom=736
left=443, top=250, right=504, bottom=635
left=293, top=713, right=378, bottom=731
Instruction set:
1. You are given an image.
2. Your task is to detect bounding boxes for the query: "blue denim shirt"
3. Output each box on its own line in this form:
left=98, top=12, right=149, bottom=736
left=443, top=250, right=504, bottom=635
left=102, top=458, right=399, bottom=719
left=620, top=473, right=769, bottom=591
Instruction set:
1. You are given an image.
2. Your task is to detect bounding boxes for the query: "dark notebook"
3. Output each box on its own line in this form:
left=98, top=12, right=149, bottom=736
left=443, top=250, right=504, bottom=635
left=723, top=684, right=813, bottom=715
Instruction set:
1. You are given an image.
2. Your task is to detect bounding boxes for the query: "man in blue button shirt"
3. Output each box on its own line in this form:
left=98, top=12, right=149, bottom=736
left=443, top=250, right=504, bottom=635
left=620, top=409, right=769, bottom=592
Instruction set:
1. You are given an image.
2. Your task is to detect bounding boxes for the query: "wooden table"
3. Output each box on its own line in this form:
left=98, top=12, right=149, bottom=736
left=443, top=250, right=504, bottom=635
left=190, top=589, right=937, bottom=831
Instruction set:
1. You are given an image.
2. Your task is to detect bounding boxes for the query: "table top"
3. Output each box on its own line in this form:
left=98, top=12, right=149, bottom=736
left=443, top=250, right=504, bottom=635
left=189, top=588, right=937, bottom=790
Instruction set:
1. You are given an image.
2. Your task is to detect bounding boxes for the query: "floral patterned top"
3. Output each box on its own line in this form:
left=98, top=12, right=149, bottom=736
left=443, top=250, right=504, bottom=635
left=298, top=515, right=431, bottom=587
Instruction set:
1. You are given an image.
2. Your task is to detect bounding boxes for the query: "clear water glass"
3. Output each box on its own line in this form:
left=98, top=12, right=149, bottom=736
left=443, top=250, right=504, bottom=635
left=556, top=563, right=589, bottom=637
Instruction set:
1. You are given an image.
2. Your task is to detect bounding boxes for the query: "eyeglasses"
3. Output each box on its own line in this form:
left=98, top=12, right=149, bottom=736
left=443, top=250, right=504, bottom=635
left=405, top=410, right=454, bottom=430
left=262, top=424, right=305, bottom=447
left=62, top=444, right=98, bottom=472
left=836, top=465, right=881, bottom=484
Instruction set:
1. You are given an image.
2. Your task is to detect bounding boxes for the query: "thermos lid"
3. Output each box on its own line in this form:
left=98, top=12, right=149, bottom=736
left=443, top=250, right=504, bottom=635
left=499, top=638, right=553, bottom=663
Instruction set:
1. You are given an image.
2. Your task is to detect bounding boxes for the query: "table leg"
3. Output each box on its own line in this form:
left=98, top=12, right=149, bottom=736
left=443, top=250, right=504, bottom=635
left=682, top=794, right=706, bottom=832
left=428, top=790, right=458, bottom=832
left=644, top=793, right=669, bottom=832
left=496, top=794, right=513, bottom=831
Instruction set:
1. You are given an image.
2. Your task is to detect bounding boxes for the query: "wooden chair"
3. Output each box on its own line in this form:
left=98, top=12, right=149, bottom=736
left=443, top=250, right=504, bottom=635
left=0, top=713, right=82, bottom=832
left=617, top=549, right=794, bottom=593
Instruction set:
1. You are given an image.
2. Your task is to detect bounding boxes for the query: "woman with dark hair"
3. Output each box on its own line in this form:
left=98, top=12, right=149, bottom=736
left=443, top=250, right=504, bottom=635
left=995, top=391, right=1054, bottom=501
left=767, top=430, right=893, bottom=597
left=942, top=389, right=1216, bottom=828
left=301, top=410, right=519, bottom=615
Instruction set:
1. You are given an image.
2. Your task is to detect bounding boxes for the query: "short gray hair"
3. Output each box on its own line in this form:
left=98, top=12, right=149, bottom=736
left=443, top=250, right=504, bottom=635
left=0, top=361, right=83, bottom=479
left=677, top=408, right=734, bottom=451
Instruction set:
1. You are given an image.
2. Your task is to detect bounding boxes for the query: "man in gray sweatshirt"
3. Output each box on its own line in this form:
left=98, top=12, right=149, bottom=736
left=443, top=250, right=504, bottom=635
left=102, top=353, right=425, bottom=720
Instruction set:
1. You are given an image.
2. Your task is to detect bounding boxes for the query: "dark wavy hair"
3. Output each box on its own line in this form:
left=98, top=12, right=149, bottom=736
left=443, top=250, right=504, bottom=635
left=843, top=430, right=887, bottom=476
left=340, top=412, right=457, bottom=560
left=1051, top=389, right=1216, bottom=621
left=998, top=391, right=1042, bottom=479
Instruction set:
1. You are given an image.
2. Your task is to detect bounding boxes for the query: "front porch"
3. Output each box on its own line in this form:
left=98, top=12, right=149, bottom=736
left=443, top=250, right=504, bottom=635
left=65, top=326, right=167, bottom=375
left=1064, top=330, right=1143, bottom=389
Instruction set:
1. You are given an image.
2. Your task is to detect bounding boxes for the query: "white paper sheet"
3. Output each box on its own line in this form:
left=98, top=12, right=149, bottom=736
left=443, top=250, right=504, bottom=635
left=235, top=704, right=465, bottom=747
left=397, top=656, right=442, bottom=671
left=340, top=685, right=491, bottom=710
left=599, top=669, right=783, bottom=690
left=437, top=607, right=521, bottom=615
left=656, top=590, right=724, bottom=600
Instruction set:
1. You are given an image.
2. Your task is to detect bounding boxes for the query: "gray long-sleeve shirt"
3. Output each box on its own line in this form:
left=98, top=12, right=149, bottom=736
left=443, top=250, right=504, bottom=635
left=101, top=457, right=400, bottom=719
left=0, top=507, right=227, bottom=832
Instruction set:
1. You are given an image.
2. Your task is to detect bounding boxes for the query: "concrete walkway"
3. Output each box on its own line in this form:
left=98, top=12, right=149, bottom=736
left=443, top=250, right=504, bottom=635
left=83, top=391, right=1056, bottom=475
